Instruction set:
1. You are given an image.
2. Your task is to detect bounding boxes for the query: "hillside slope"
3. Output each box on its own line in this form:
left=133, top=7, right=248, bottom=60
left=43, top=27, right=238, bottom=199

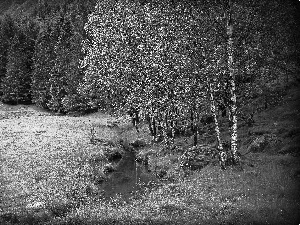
left=244, top=83, right=300, bottom=156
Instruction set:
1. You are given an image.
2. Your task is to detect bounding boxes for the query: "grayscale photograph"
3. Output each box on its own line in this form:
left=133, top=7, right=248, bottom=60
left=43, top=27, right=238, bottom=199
left=0, top=0, right=299, bottom=224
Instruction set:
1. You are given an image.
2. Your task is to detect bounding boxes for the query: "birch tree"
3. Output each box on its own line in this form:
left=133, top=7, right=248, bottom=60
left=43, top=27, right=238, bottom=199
left=226, top=0, right=239, bottom=164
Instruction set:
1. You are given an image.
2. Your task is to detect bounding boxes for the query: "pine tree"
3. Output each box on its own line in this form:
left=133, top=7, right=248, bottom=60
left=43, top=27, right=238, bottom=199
left=31, top=18, right=58, bottom=109
left=50, top=9, right=85, bottom=113
left=31, top=1, right=95, bottom=112
left=0, top=14, right=15, bottom=95
left=47, top=11, right=71, bottom=112
left=1, top=33, right=31, bottom=104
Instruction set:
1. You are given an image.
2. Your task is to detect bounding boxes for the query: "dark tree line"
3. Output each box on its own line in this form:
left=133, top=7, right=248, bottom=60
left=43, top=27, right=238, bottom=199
left=0, top=0, right=97, bottom=111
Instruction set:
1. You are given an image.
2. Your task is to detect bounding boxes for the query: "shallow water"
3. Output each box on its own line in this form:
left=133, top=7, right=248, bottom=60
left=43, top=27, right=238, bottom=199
left=100, top=151, right=157, bottom=200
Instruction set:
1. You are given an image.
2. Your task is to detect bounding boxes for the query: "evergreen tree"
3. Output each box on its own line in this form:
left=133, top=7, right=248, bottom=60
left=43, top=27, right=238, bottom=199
left=1, top=32, right=31, bottom=103
left=0, top=14, right=15, bottom=95
left=49, top=9, right=85, bottom=112
left=31, top=0, right=96, bottom=112
left=31, top=17, right=59, bottom=109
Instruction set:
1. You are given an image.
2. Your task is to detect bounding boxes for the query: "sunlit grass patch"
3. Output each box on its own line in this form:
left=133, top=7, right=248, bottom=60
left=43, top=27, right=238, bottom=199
left=0, top=113, right=117, bottom=221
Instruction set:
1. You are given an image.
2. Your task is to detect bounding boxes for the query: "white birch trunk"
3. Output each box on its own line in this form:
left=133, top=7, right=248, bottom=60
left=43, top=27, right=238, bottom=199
left=209, top=83, right=226, bottom=169
left=162, top=111, right=169, bottom=147
left=227, top=1, right=239, bottom=164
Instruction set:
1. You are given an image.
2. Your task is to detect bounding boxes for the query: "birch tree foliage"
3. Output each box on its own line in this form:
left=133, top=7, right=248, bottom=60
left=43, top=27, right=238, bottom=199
left=80, top=0, right=208, bottom=117
left=80, top=0, right=139, bottom=111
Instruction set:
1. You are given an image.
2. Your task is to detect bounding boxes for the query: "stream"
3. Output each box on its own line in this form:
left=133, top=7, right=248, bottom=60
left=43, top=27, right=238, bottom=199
left=99, top=147, right=158, bottom=200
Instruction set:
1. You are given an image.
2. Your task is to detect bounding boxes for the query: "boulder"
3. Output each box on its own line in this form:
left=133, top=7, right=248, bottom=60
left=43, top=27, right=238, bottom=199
left=26, top=201, right=46, bottom=210
left=247, top=136, right=267, bottom=152
left=247, top=134, right=281, bottom=153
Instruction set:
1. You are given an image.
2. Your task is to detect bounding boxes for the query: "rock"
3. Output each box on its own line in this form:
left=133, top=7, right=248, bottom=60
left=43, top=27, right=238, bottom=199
left=24, top=201, right=52, bottom=223
left=247, top=136, right=267, bottom=152
left=247, top=134, right=281, bottom=153
left=26, top=201, right=46, bottom=210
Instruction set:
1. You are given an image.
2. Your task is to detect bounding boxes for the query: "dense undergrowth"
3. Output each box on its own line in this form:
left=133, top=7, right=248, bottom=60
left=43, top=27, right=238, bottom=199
left=0, top=85, right=300, bottom=225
